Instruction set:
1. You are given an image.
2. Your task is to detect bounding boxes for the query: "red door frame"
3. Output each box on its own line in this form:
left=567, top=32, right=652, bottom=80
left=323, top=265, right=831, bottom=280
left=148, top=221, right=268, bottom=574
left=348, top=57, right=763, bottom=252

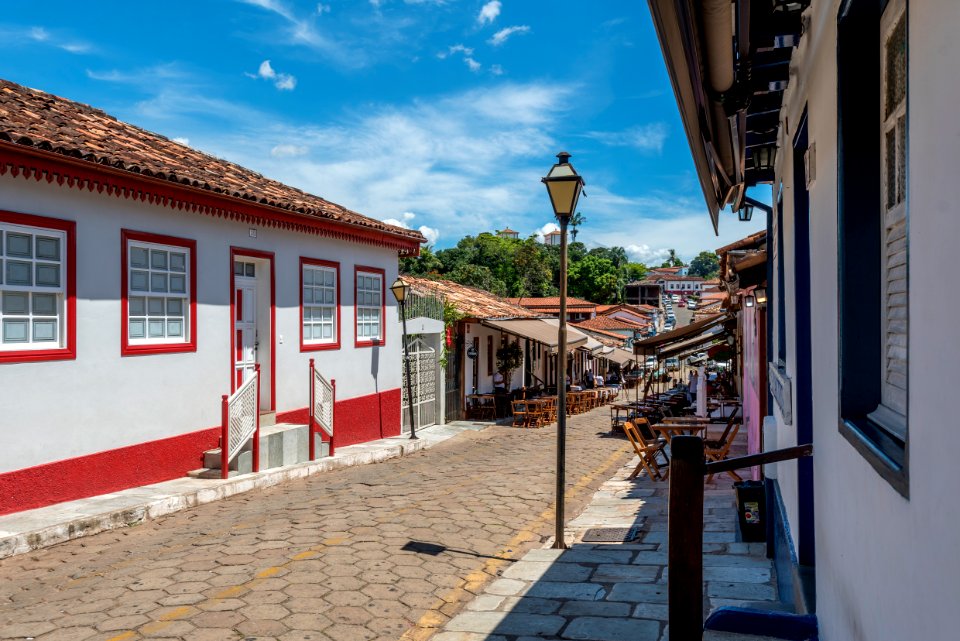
left=229, top=247, right=276, bottom=410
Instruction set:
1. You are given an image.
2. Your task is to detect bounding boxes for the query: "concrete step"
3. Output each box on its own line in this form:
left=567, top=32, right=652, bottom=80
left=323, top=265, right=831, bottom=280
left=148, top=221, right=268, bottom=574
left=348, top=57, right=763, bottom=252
left=196, top=423, right=328, bottom=477
left=260, top=410, right=276, bottom=427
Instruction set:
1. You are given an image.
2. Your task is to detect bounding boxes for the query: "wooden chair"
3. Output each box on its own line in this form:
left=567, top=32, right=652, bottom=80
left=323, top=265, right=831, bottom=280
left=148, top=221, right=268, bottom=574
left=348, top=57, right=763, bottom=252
left=512, top=400, right=533, bottom=428
left=624, top=420, right=668, bottom=481
left=704, top=406, right=743, bottom=482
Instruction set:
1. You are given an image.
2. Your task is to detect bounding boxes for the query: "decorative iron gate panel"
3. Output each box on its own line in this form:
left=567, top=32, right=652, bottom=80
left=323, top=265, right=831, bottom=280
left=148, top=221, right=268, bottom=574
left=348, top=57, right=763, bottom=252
left=402, top=338, right=437, bottom=431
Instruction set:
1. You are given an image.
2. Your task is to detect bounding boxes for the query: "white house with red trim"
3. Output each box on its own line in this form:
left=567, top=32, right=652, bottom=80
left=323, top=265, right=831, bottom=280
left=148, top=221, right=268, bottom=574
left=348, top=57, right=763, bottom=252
left=0, top=79, right=423, bottom=515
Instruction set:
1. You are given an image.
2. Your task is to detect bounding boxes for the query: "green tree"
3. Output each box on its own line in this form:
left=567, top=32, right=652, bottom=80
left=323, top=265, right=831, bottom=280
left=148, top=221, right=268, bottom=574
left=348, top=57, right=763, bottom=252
left=570, top=211, right=586, bottom=242
left=569, top=254, right=619, bottom=303
left=660, top=248, right=683, bottom=268
left=624, top=262, right=648, bottom=282
left=689, top=251, right=720, bottom=278
left=448, top=263, right=507, bottom=297
left=514, top=238, right=556, bottom=296
left=399, top=246, right=443, bottom=276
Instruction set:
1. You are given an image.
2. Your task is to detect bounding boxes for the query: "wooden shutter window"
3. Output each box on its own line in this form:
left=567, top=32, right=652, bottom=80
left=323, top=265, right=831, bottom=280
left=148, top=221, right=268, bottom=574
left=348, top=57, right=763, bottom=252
left=876, top=2, right=908, bottom=431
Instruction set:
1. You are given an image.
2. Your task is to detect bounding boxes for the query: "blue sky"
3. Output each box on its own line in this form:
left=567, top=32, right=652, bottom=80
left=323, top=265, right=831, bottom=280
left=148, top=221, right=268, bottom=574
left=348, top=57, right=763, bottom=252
left=0, top=0, right=763, bottom=264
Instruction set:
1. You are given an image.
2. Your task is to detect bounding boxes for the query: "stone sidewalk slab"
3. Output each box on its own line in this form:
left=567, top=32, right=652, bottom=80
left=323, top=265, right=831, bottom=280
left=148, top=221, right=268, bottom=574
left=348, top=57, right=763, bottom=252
left=0, top=420, right=493, bottom=560
left=438, top=430, right=793, bottom=640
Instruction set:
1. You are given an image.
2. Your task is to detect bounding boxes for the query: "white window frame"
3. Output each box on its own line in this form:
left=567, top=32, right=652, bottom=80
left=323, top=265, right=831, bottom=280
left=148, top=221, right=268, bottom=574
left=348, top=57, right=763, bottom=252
left=871, top=0, right=908, bottom=437
left=356, top=270, right=383, bottom=343
left=0, top=221, right=67, bottom=351
left=302, top=263, right=338, bottom=345
left=127, top=239, right=191, bottom=346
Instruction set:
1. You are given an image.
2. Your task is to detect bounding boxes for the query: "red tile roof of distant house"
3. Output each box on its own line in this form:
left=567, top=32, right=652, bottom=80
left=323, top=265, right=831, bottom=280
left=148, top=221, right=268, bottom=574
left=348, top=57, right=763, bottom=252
left=572, top=324, right=629, bottom=344
left=405, top=276, right=539, bottom=320
left=507, top=296, right=597, bottom=310
left=0, top=79, right=423, bottom=250
left=575, top=316, right=647, bottom=332
left=644, top=273, right=705, bottom=282
left=596, top=303, right=657, bottom=317
left=648, top=266, right=691, bottom=276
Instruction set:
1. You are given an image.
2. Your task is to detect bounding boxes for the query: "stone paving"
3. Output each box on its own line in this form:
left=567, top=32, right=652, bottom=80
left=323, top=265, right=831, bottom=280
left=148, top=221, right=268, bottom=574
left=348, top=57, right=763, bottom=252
left=436, top=431, right=786, bottom=641
left=0, top=407, right=633, bottom=641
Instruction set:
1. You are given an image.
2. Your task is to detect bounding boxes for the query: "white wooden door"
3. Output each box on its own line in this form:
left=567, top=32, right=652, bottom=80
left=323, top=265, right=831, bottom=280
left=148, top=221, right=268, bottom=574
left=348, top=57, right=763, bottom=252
left=235, top=282, right=257, bottom=389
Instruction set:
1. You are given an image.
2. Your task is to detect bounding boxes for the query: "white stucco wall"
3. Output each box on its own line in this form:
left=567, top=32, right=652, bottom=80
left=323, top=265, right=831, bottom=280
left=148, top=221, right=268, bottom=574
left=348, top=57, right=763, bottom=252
left=0, top=175, right=402, bottom=473
left=771, top=1, right=960, bottom=638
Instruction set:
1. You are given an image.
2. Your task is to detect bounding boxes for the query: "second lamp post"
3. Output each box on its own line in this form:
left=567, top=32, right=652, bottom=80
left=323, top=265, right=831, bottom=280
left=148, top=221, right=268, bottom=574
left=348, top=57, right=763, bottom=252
left=541, top=151, right=585, bottom=549
left=390, top=276, right=419, bottom=440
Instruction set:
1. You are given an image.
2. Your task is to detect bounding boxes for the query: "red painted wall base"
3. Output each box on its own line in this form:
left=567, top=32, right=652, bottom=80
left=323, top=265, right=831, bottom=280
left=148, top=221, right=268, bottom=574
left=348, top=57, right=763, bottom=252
left=0, top=427, right=220, bottom=516
left=0, top=388, right=402, bottom=516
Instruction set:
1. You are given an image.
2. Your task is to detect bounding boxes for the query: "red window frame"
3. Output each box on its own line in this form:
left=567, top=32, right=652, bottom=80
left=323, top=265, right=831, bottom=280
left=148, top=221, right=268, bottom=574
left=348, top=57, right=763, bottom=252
left=300, top=257, right=341, bottom=351
left=354, top=265, right=386, bottom=348
left=0, top=210, right=76, bottom=363
left=120, top=229, right=198, bottom=356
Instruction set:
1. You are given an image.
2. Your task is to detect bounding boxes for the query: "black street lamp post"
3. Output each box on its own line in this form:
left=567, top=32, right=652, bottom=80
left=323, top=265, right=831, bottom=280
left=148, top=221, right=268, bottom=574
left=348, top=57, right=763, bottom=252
left=541, top=151, right=585, bottom=550
left=391, top=277, right=418, bottom=440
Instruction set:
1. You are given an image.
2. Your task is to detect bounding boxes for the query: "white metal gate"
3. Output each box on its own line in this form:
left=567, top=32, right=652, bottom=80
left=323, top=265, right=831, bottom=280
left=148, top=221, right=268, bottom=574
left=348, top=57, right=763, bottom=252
left=402, top=337, right=437, bottom=432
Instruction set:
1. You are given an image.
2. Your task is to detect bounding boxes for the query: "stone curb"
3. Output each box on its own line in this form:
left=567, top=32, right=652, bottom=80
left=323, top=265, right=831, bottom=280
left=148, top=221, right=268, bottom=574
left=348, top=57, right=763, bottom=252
left=0, top=422, right=491, bottom=560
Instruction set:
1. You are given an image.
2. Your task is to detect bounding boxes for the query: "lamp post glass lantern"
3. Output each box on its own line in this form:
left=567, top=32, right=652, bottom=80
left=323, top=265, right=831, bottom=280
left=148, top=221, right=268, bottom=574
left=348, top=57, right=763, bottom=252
left=745, top=294, right=756, bottom=308
left=738, top=204, right=754, bottom=222
left=755, top=287, right=768, bottom=305
left=391, top=276, right=418, bottom=440
left=541, top=151, right=585, bottom=550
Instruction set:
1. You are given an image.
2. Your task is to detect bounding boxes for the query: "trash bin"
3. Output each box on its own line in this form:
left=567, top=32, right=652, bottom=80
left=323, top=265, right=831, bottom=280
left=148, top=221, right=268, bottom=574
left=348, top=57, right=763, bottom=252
left=734, top=480, right=766, bottom=542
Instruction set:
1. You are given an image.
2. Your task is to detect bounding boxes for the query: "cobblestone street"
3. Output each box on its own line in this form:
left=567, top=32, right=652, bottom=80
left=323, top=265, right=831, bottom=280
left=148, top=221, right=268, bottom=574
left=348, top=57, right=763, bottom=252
left=0, top=409, right=632, bottom=641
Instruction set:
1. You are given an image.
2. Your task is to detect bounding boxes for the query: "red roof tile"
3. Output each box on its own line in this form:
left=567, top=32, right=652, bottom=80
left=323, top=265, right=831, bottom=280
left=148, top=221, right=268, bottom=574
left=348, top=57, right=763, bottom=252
left=405, top=276, right=539, bottom=320
left=507, top=296, right=597, bottom=309
left=574, top=316, right=647, bottom=332
left=0, top=79, right=423, bottom=245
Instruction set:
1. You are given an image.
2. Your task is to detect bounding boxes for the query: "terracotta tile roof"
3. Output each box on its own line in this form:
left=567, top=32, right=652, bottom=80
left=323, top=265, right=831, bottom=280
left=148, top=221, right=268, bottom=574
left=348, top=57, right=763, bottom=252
left=649, top=266, right=686, bottom=274
left=643, top=274, right=705, bottom=282
left=571, top=323, right=630, bottom=343
left=574, top=316, right=647, bottom=332
left=404, top=276, right=539, bottom=320
left=596, top=303, right=656, bottom=317
left=507, top=296, right=597, bottom=310
left=0, top=79, right=423, bottom=244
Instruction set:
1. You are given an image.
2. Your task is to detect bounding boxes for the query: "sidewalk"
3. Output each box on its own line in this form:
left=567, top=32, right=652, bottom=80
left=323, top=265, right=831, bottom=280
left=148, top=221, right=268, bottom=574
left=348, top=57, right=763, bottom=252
left=437, top=434, right=788, bottom=641
left=0, top=420, right=496, bottom=560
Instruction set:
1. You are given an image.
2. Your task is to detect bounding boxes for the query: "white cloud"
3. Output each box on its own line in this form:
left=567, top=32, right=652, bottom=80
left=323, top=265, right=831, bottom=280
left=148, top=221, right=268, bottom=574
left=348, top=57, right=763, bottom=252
left=488, top=25, right=530, bottom=46
left=536, top=222, right=559, bottom=241
left=254, top=60, right=297, bottom=90
left=258, top=60, right=277, bottom=79
left=477, top=1, right=501, bottom=25
left=172, top=137, right=191, bottom=146
left=584, top=123, right=669, bottom=153
left=316, top=3, right=331, bottom=14
left=442, top=44, right=481, bottom=72
left=490, top=64, right=504, bottom=76
left=12, top=25, right=90, bottom=54
left=382, top=212, right=440, bottom=245
left=271, top=144, right=308, bottom=157
left=625, top=244, right=671, bottom=265
left=447, top=44, right=473, bottom=56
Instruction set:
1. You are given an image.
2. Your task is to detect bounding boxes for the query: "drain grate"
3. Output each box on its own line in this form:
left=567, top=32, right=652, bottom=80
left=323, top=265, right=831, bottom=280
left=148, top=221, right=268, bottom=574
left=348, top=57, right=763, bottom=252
left=582, top=527, right=640, bottom=543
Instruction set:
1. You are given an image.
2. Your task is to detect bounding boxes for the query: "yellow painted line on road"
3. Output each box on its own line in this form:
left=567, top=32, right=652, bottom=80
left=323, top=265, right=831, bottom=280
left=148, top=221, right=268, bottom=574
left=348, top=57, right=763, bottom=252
left=399, top=443, right=631, bottom=641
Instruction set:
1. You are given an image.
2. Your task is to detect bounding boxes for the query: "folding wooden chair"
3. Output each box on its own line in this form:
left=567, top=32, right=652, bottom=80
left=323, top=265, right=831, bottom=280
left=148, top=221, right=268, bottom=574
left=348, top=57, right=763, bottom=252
left=512, top=400, right=532, bottom=427
left=624, top=420, right=669, bottom=481
left=704, top=407, right=743, bottom=482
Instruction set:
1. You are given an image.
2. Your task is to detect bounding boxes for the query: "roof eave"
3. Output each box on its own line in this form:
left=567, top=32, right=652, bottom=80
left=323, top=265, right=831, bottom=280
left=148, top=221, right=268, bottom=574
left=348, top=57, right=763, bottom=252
left=0, top=141, right=424, bottom=252
left=648, top=0, right=722, bottom=234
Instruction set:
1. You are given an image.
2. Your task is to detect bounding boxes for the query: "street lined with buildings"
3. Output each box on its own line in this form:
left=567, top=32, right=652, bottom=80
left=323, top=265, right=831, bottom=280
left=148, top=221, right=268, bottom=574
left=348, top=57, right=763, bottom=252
left=0, top=410, right=632, bottom=641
